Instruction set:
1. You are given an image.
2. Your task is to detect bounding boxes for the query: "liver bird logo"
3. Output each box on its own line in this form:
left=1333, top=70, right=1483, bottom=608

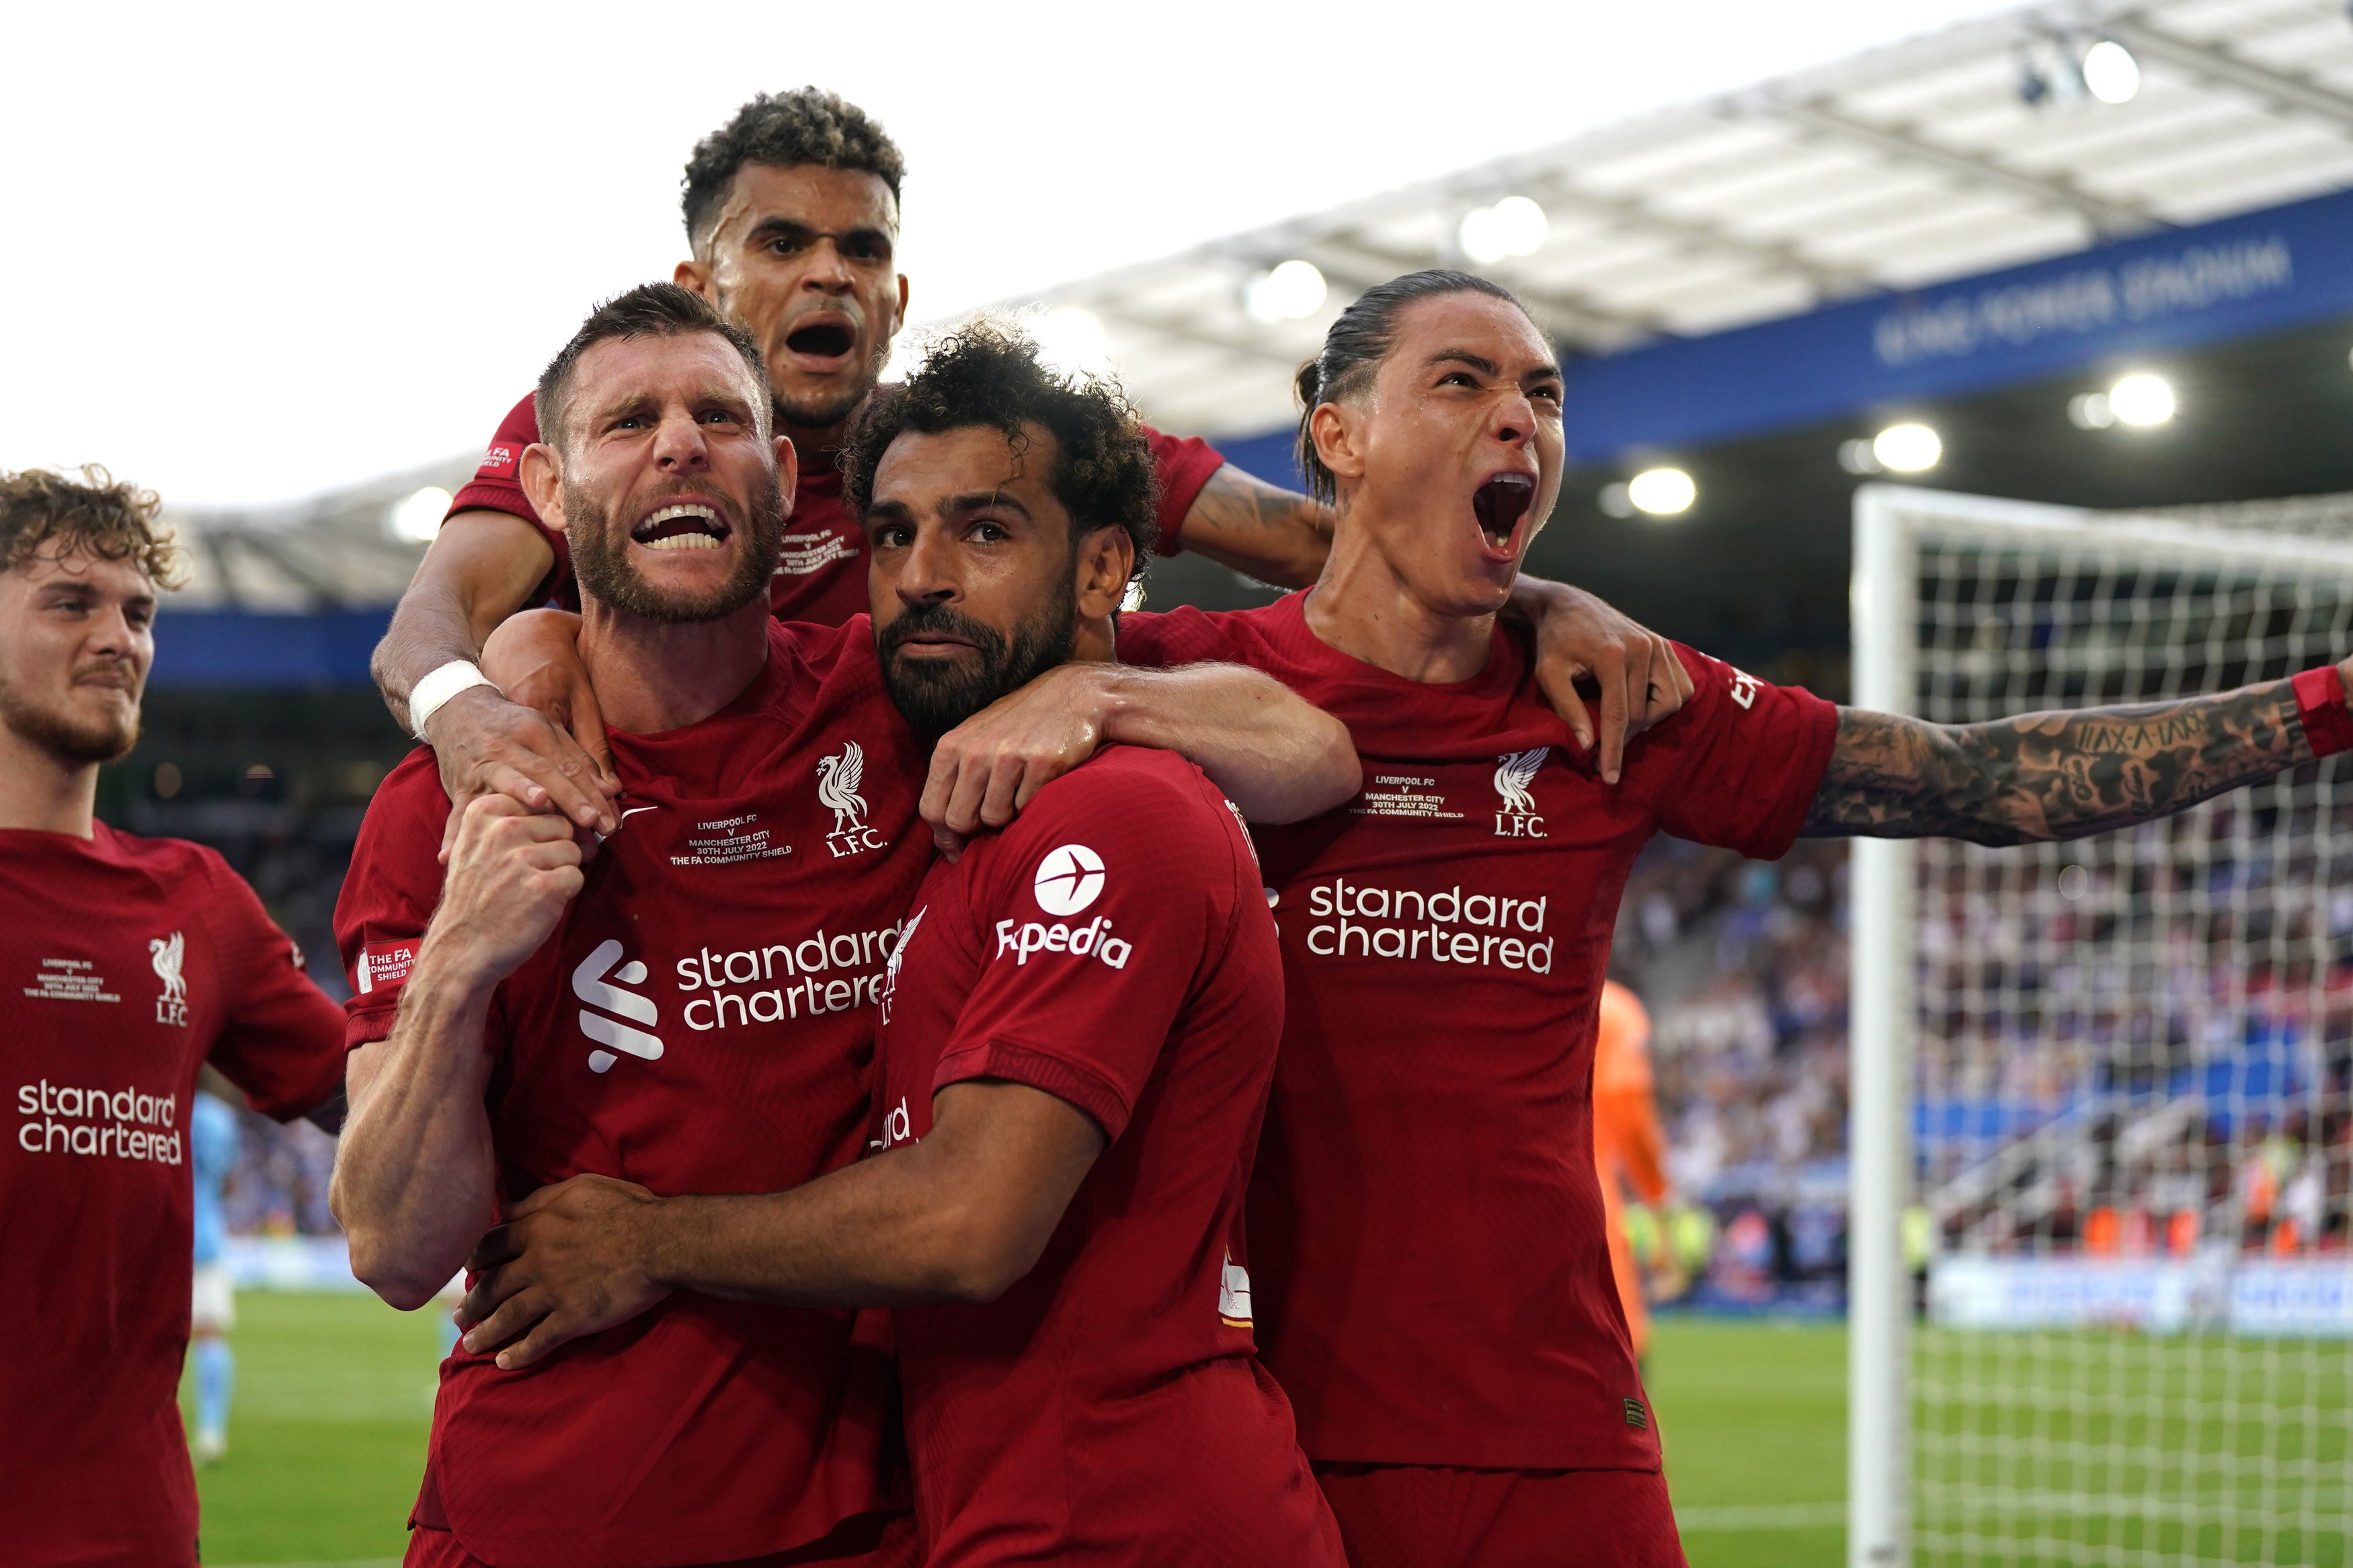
left=881, top=907, right=924, bottom=1025
left=1492, top=747, right=1548, bottom=816
left=149, top=931, right=188, bottom=1005
left=816, top=742, right=868, bottom=836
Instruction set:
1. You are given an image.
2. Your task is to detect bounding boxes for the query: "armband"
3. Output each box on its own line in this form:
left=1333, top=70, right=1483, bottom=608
left=409, top=660, right=498, bottom=740
left=2292, top=665, right=2353, bottom=758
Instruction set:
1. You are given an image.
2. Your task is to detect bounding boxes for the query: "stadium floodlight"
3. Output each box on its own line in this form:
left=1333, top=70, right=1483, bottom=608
left=2067, top=391, right=2116, bottom=429
left=2107, top=371, right=2176, bottom=426
left=387, top=486, right=451, bottom=544
left=2081, top=40, right=2141, bottom=104
left=1242, top=259, right=1328, bottom=325
left=1625, top=467, right=1695, bottom=516
left=1033, top=306, right=1113, bottom=381
left=1870, top=423, right=1942, bottom=473
left=1457, top=196, right=1548, bottom=265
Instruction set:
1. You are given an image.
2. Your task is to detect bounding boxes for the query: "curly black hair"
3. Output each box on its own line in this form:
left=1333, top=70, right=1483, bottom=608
left=682, top=89, right=906, bottom=252
left=0, top=465, right=186, bottom=589
left=842, top=321, right=1158, bottom=579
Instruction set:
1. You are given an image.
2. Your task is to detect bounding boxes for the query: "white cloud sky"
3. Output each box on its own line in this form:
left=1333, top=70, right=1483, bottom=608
left=2, top=0, right=2022, bottom=506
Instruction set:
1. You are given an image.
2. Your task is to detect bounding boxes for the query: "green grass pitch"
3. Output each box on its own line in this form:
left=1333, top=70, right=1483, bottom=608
left=185, top=1294, right=1848, bottom=1566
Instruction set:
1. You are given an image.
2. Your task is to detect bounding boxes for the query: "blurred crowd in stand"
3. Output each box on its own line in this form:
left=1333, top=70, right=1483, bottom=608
left=1609, top=837, right=1855, bottom=1313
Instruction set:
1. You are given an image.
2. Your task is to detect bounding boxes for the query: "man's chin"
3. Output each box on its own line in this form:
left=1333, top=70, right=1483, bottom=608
left=2, top=702, right=138, bottom=766
left=773, top=376, right=876, bottom=436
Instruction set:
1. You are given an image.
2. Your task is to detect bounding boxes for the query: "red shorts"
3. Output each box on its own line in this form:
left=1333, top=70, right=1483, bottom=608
left=402, top=1511, right=920, bottom=1568
left=1314, top=1462, right=1685, bottom=1568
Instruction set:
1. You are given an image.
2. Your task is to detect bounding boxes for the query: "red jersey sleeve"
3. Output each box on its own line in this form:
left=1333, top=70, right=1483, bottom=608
left=333, top=753, right=454, bottom=1050
left=933, top=753, right=1250, bottom=1142
left=1113, top=605, right=1248, bottom=673
left=447, top=392, right=570, bottom=605
left=1638, top=645, right=1839, bottom=860
left=1140, top=427, right=1226, bottom=559
left=197, top=852, right=350, bottom=1120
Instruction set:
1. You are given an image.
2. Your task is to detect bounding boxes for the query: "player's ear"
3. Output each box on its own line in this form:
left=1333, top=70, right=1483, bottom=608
left=1072, top=526, right=1133, bottom=622
left=1311, top=402, right=1367, bottom=489
left=519, top=443, right=565, bottom=532
left=674, top=257, right=715, bottom=303
left=772, top=434, right=800, bottom=518
left=892, top=273, right=910, bottom=338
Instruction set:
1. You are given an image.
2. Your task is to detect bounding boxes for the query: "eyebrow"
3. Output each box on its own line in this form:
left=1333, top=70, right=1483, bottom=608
left=1428, top=349, right=1500, bottom=376
left=746, top=217, right=895, bottom=249
left=945, top=488, right=1031, bottom=521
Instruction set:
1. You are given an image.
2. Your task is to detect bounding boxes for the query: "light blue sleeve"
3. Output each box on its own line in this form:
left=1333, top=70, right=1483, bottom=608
left=190, top=1092, right=241, bottom=1267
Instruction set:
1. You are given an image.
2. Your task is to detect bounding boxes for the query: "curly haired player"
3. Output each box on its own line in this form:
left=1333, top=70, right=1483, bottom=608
left=0, top=467, right=348, bottom=1568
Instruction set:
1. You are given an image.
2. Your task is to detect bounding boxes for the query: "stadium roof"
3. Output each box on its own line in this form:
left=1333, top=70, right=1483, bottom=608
left=165, top=0, right=2353, bottom=612
left=1021, top=0, right=2353, bottom=440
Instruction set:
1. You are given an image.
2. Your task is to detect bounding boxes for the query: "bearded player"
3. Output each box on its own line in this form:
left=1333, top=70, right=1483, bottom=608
left=0, top=468, right=349, bottom=1568
left=877, top=270, right=2352, bottom=1567
left=450, top=325, right=1347, bottom=1566
left=379, top=88, right=1682, bottom=845
left=330, top=287, right=1355, bottom=1568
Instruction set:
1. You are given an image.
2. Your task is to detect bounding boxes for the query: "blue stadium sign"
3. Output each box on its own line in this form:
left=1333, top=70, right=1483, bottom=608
left=1556, top=185, right=2353, bottom=461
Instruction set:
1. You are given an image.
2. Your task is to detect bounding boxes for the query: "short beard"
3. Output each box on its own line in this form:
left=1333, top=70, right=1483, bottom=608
left=772, top=338, right=888, bottom=438
left=878, top=596, right=1076, bottom=740
left=0, top=673, right=138, bottom=766
left=567, top=470, right=786, bottom=624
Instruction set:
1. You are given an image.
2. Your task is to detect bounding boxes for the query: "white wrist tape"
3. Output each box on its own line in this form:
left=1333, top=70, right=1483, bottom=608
left=409, top=659, right=498, bottom=739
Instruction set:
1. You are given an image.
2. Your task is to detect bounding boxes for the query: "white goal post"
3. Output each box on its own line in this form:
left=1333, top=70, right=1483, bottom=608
left=1849, top=484, right=2353, bottom=1568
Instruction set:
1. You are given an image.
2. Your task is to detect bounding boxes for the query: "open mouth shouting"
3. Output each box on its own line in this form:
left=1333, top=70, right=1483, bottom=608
left=782, top=312, right=859, bottom=372
left=631, top=499, right=733, bottom=553
left=1472, top=470, right=1538, bottom=559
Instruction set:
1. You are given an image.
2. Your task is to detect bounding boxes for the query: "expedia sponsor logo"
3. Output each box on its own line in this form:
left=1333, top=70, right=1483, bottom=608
left=1032, top=843, right=1105, bottom=916
left=16, top=1079, right=182, bottom=1163
left=1727, top=666, right=1761, bottom=710
left=1304, top=877, right=1552, bottom=972
left=676, top=920, right=909, bottom=1030
left=993, top=916, right=1132, bottom=970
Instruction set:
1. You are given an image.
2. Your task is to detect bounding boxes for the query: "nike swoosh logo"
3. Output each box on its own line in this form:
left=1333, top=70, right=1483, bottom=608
left=620, top=806, right=659, bottom=819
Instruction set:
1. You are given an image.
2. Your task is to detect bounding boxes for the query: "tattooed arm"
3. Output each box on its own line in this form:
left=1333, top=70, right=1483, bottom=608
left=1174, top=462, right=1335, bottom=589
left=1800, top=659, right=2350, bottom=843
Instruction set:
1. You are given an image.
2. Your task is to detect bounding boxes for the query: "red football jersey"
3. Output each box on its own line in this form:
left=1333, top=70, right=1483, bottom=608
left=1117, top=593, right=1839, bottom=1471
left=874, top=745, right=1343, bottom=1567
left=449, top=393, right=1227, bottom=618
left=1, top=824, right=346, bottom=1567
left=334, top=618, right=933, bottom=1568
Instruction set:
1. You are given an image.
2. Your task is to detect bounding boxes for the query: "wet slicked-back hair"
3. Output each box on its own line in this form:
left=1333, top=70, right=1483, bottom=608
left=0, top=465, right=186, bottom=589
left=682, top=88, right=907, bottom=253
left=842, top=320, right=1158, bottom=581
left=535, top=282, right=772, bottom=451
left=1293, top=269, right=1533, bottom=505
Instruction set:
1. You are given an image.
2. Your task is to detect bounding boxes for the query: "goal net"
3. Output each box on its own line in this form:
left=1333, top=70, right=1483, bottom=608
left=1848, top=485, right=2353, bottom=1568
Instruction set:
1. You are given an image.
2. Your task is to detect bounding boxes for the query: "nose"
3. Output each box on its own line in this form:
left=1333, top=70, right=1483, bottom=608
left=1490, top=388, right=1537, bottom=448
left=801, top=238, right=856, bottom=294
left=649, top=411, right=713, bottom=474
left=893, top=521, right=961, bottom=608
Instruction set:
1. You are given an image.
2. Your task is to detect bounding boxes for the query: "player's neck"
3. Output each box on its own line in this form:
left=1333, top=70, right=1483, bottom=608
left=777, top=415, right=848, bottom=467
left=577, top=596, right=774, bottom=735
left=1304, top=514, right=1498, bottom=685
left=0, top=723, right=99, bottom=836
